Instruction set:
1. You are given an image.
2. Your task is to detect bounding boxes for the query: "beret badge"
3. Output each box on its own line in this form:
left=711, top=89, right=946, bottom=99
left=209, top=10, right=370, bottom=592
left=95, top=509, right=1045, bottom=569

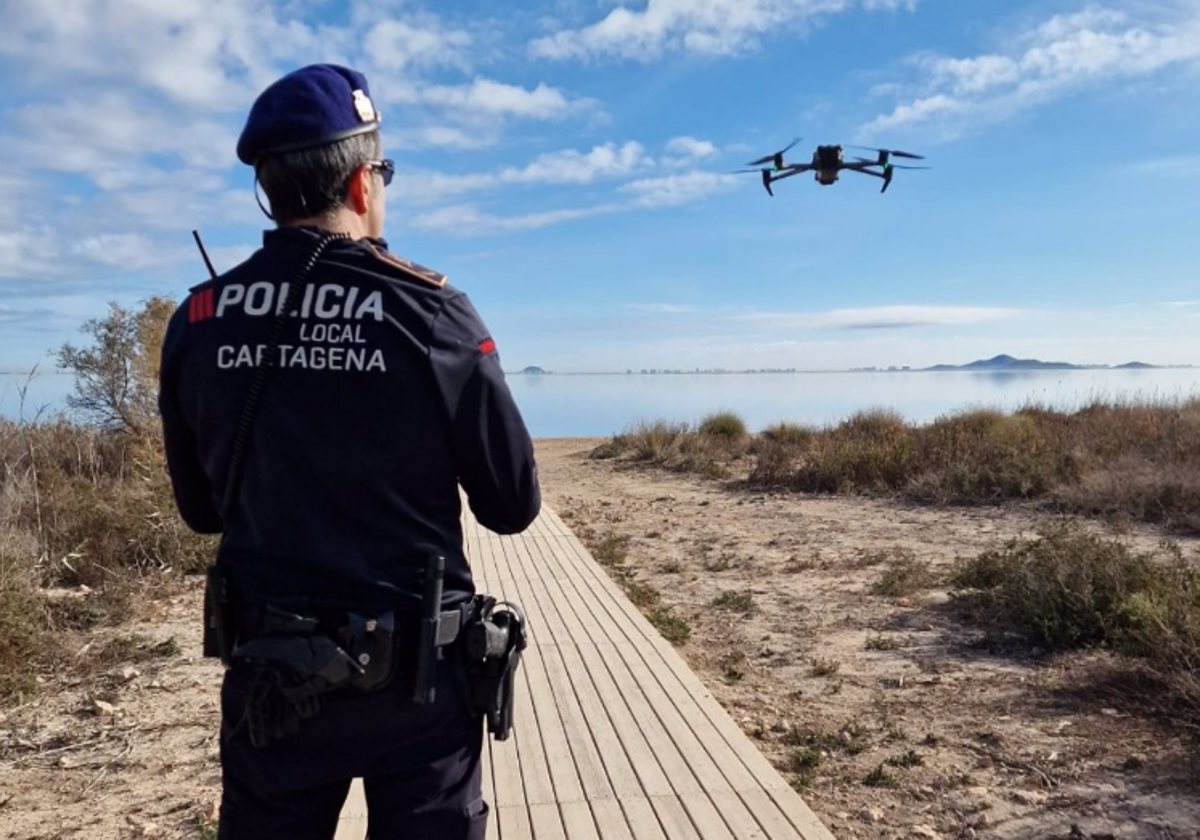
left=353, top=89, right=377, bottom=123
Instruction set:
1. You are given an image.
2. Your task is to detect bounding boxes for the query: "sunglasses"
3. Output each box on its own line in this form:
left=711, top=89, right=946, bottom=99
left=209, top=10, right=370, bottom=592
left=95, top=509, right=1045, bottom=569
left=364, top=159, right=395, bottom=187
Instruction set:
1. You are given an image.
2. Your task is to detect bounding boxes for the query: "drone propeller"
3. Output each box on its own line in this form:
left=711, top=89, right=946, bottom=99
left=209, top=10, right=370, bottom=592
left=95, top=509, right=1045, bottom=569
left=850, top=145, right=925, bottom=165
left=746, top=137, right=802, bottom=171
left=729, top=167, right=778, bottom=196
left=878, top=164, right=930, bottom=193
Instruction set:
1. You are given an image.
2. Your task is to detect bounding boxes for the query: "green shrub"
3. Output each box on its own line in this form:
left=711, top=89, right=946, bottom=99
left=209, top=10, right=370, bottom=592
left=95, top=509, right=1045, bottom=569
left=787, top=747, right=824, bottom=788
left=698, top=411, right=747, bottom=440
left=873, top=554, right=937, bottom=598
left=711, top=590, right=756, bottom=614
left=648, top=607, right=692, bottom=644
left=863, top=764, right=899, bottom=788
left=0, top=550, right=43, bottom=700
left=950, top=523, right=1197, bottom=654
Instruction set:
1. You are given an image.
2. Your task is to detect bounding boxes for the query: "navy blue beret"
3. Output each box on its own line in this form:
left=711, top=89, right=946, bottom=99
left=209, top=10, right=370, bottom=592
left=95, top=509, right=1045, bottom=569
left=237, top=64, right=381, bottom=166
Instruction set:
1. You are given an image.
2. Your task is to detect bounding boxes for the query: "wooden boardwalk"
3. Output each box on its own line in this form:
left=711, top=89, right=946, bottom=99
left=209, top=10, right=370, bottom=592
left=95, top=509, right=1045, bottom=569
left=335, top=505, right=834, bottom=839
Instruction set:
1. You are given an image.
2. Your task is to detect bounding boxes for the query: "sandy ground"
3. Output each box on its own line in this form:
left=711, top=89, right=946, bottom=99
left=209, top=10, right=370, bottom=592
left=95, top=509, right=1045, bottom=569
left=1, top=438, right=1199, bottom=839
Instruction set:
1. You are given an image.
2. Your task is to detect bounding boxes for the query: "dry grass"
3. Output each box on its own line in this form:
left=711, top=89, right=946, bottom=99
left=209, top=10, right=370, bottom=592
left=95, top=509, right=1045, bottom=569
left=604, top=400, right=1200, bottom=533
left=0, top=417, right=217, bottom=703
left=590, top=415, right=753, bottom=479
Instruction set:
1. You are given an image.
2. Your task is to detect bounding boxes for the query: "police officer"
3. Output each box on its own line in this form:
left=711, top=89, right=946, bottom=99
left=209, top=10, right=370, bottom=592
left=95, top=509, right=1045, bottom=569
left=158, top=64, right=541, bottom=839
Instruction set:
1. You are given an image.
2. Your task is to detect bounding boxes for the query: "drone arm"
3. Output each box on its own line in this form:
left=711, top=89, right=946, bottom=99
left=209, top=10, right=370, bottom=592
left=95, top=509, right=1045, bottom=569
left=844, top=165, right=885, bottom=180
left=768, top=165, right=811, bottom=183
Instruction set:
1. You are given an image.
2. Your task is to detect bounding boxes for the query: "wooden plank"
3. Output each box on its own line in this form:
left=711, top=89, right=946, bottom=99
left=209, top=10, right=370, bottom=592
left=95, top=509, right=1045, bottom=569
left=590, top=798, right=635, bottom=840
left=530, top=802, right=568, bottom=839
left=507, top=546, right=647, bottom=805
left=542, top=530, right=776, bottom=793
left=474, top=534, right=528, bottom=823
left=678, top=794, right=736, bottom=840
left=463, top=504, right=834, bottom=840
left=646, top=797, right=700, bottom=839
left=560, top=800, right=603, bottom=840
left=534, top=534, right=753, bottom=796
left=556, top=524, right=834, bottom=839
left=497, top=804, right=532, bottom=839
left=515, top=538, right=702, bottom=801
left=504, top=600, right=587, bottom=805
left=481, top=738, right=496, bottom=826
left=540, top=641, right=617, bottom=801
left=491, top=540, right=567, bottom=840
left=490, top=535, right=618, bottom=812
left=619, top=795, right=669, bottom=840
left=517, top=533, right=777, bottom=840
left=332, top=779, right=366, bottom=840
left=531, top=526, right=816, bottom=838
left=737, top=789, right=821, bottom=840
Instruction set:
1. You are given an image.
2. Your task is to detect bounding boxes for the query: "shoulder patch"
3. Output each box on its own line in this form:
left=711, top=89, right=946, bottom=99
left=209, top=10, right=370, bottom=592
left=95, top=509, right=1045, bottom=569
left=188, top=278, right=215, bottom=294
left=186, top=287, right=216, bottom=323
left=365, top=243, right=447, bottom=289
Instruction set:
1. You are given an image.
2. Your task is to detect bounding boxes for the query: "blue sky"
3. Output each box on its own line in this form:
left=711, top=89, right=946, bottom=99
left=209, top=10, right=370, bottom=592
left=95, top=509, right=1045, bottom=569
left=1, top=0, right=1198, bottom=373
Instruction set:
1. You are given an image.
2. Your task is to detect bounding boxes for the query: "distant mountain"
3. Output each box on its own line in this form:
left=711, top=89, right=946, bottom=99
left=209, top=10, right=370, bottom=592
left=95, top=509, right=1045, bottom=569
left=923, top=354, right=1163, bottom=372
left=521, top=365, right=548, bottom=375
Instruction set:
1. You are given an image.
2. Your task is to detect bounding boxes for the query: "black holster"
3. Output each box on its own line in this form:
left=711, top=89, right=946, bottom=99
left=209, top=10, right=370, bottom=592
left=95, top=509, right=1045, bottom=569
left=230, top=605, right=381, bottom=748
left=462, top=596, right=527, bottom=741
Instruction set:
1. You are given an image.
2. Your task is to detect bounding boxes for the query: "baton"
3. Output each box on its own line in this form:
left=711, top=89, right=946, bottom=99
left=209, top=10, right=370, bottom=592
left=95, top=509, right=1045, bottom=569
left=413, top=551, right=445, bottom=704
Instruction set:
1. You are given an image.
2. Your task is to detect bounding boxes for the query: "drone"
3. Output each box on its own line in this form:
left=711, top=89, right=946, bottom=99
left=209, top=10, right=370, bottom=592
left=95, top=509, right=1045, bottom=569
left=735, top=138, right=929, bottom=196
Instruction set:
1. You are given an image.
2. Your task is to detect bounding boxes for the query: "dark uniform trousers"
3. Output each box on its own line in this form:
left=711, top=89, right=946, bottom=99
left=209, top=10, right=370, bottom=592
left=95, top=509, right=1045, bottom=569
left=218, top=657, right=488, bottom=840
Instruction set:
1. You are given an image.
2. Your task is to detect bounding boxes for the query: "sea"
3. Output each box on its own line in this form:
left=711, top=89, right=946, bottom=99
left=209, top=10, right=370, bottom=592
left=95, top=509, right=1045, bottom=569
left=6, top=367, right=1200, bottom=439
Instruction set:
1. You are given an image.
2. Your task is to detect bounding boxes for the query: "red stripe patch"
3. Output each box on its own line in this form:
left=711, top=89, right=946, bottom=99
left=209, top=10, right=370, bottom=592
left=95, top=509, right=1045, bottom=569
left=479, top=338, right=496, bottom=355
left=187, top=289, right=216, bottom=323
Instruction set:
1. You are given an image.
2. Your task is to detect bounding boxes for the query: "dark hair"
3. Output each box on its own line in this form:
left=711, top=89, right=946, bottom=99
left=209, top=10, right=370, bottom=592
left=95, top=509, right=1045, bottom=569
left=256, top=131, right=381, bottom=224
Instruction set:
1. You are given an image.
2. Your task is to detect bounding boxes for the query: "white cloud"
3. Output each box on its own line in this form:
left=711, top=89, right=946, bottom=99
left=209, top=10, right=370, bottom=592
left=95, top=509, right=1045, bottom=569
left=389, top=76, right=589, bottom=121
left=397, top=142, right=654, bottom=202
left=386, top=126, right=498, bottom=151
left=0, top=0, right=321, bottom=109
left=9, top=93, right=239, bottom=182
left=664, top=136, right=719, bottom=166
left=364, top=18, right=473, bottom=73
left=411, top=203, right=623, bottom=235
left=734, top=305, right=1022, bottom=330
left=502, top=142, right=653, bottom=184
left=620, top=171, right=740, bottom=207
left=529, top=0, right=916, bottom=61
left=71, top=234, right=193, bottom=271
left=406, top=159, right=738, bottom=233
left=863, top=5, right=1200, bottom=137
left=0, top=228, right=59, bottom=280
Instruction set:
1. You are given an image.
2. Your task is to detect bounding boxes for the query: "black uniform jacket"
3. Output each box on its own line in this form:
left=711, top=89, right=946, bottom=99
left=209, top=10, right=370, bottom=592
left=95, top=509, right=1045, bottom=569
left=159, top=226, right=541, bottom=611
